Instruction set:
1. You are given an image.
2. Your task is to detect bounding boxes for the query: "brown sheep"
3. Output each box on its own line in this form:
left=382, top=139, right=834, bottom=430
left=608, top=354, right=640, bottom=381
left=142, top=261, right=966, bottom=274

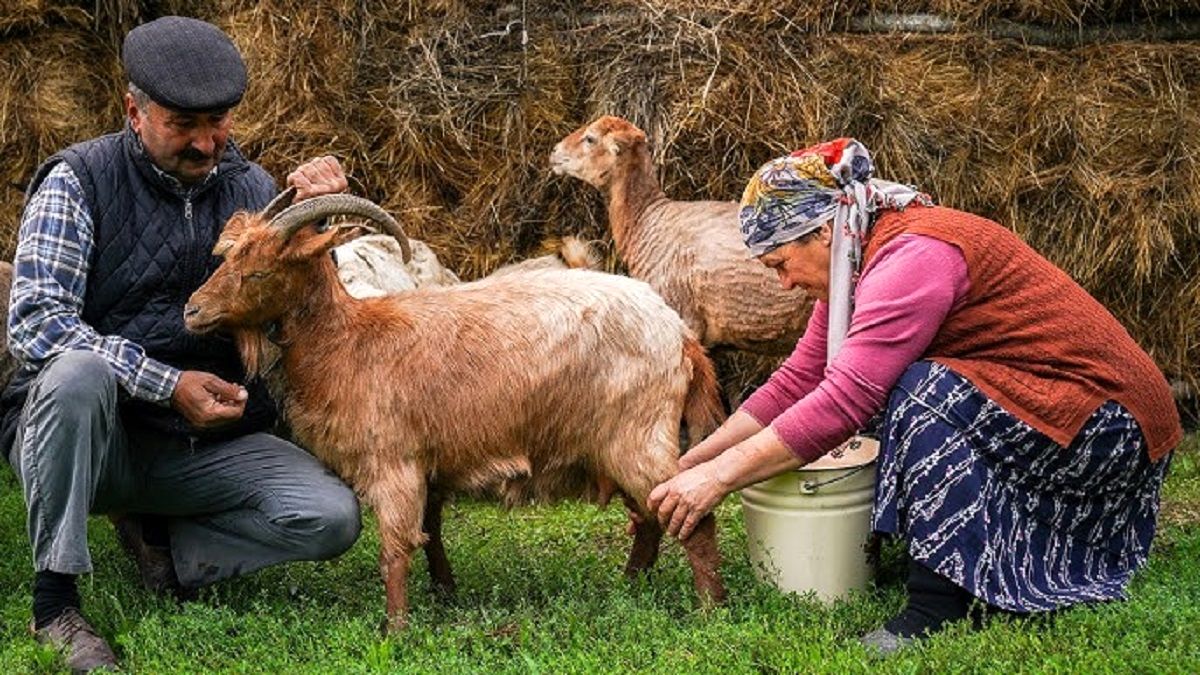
left=186, top=192, right=727, bottom=631
left=550, top=115, right=814, bottom=360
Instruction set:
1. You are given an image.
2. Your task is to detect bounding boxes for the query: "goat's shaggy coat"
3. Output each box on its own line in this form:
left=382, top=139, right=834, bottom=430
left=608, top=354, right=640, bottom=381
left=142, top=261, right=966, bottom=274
left=186, top=210, right=727, bottom=630
left=551, top=116, right=813, bottom=355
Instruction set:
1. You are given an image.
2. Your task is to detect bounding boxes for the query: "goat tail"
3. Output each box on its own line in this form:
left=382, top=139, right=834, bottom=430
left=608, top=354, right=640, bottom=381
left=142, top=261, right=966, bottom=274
left=682, top=336, right=726, bottom=448
left=556, top=236, right=603, bottom=271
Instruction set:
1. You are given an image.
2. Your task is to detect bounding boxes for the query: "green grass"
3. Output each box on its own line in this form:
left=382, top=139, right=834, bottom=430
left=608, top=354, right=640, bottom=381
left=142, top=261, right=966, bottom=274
left=2, top=437, right=1198, bottom=673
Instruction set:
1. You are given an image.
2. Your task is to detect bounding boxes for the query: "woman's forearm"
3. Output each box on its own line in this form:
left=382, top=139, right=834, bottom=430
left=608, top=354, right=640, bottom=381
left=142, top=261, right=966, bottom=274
left=649, top=421, right=807, bottom=540
left=709, top=426, right=805, bottom=492
left=679, top=410, right=765, bottom=468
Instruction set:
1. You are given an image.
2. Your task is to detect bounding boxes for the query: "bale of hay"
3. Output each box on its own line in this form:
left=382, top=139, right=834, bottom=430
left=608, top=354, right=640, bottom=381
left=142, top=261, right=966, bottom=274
left=598, top=1, right=1199, bottom=30
left=0, top=1, right=89, bottom=37
left=357, top=4, right=584, bottom=278
left=216, top=2, right=372, bottom=183
left=0, top=1, right=1195, bottom=387
left=0, top=25, right=123, bottom=255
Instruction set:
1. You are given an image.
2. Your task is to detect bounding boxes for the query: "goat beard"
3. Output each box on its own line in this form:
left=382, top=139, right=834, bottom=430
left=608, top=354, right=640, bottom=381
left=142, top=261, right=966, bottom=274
left=234, top=328, right=278, bottom=381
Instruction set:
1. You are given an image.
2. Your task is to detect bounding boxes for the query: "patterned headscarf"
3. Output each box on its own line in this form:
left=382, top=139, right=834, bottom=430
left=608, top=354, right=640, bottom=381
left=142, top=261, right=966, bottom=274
left=739, top=138, right=933, bottom=361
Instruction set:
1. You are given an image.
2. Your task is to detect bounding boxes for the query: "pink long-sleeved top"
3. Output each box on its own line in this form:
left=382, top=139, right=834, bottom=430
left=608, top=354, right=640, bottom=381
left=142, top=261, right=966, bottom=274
left=739, top=234, right=971, bottom=463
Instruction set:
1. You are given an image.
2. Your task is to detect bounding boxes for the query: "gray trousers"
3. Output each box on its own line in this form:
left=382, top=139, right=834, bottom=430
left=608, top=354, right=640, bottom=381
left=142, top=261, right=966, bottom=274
left=7, top=350, right=361, bottom=588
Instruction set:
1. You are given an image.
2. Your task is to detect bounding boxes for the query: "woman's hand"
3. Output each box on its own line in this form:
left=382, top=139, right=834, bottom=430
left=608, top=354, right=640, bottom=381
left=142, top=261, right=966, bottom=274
left=678, top=445, right=713, bottom=471
left=647, top=463, right=732, bottom=540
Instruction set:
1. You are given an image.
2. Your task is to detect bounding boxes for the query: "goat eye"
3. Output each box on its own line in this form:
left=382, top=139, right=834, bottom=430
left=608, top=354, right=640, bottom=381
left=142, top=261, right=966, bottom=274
left=583, top=135, right=595, bottom=145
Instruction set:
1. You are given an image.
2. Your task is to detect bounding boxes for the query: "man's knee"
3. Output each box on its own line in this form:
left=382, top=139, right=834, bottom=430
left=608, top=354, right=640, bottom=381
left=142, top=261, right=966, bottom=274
left=32, top=351, right=117, bottom=413
left=316, top=486, right=361, bottom=559
left=283, top=484, right=361, bottom=561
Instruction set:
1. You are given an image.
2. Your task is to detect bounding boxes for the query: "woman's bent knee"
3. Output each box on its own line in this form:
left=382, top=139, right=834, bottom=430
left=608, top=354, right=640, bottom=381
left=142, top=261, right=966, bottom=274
left=895, top=359, right=938, bottom=392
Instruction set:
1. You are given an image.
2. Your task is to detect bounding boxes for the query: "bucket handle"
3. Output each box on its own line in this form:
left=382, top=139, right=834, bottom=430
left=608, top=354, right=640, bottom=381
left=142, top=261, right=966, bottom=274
left=800, top=463, right=871, bottom=495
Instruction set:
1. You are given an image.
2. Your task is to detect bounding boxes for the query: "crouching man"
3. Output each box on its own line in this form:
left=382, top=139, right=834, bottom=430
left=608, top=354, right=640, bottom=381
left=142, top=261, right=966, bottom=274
left=1, top=16, right=361, bottom=672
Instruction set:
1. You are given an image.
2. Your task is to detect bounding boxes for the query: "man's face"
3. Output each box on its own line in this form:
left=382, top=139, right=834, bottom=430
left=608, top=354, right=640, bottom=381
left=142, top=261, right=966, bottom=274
left=126, top=93, right=233, bottom=184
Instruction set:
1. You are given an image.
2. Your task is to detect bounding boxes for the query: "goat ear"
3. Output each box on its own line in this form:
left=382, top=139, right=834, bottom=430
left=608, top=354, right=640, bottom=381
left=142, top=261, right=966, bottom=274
left=212, top=239, right=235, bottom=257
left=219, top=212, right=255, bottom=243
left=606, top=128, right=646, bottom=156
left=282, top=223, right=373, bottom=261
left=328, top=222, right=374, bottom=246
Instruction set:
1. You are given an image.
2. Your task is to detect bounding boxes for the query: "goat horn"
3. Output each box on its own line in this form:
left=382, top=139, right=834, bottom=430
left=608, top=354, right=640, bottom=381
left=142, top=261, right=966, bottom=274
left=261, top=187, right=298, bottom=221
left=268, top=194, right=412, bottom=263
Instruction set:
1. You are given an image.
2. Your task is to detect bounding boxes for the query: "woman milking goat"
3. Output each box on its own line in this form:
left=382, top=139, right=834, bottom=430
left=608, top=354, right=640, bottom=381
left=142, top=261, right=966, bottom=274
left=647, top=138, right=1181, bottom=655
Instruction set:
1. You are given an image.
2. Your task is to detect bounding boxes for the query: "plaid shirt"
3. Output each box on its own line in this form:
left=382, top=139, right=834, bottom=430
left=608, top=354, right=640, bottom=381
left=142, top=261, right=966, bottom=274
left=8, top=162, right=180, bottom=403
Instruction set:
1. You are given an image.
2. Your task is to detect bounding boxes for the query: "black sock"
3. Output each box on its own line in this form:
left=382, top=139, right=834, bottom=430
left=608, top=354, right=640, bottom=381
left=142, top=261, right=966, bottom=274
left=884, top=559, right=972, bottom=638
left=33, top=571, right=80, bottom=629
left=140, top=514, right=170, bottom=548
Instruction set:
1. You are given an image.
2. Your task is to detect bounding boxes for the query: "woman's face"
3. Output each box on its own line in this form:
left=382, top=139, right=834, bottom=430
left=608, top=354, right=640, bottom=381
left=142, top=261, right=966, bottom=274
left=756, top=223, right=832, bottom=300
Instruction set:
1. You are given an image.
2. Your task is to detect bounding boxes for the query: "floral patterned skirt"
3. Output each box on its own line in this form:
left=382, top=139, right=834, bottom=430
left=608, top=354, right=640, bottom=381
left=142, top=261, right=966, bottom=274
left=871, top=360, right=1171, bottom=612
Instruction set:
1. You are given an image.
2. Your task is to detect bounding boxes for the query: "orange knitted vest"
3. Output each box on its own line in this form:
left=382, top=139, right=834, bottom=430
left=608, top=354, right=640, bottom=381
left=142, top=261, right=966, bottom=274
left=865, top=206, right=1180, bottom=460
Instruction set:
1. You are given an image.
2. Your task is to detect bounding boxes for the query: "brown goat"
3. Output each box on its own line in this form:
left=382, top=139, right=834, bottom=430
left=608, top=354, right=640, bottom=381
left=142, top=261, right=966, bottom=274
left=186, top=193, right=727, bottom=631
left=551, top=116, right=813, bottom=356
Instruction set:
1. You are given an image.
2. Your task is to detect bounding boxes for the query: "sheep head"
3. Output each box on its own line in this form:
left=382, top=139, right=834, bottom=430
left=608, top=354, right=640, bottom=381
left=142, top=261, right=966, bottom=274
left=550, top=115, right=648, bottom=189
left=185, top=193, right=409, bottom=337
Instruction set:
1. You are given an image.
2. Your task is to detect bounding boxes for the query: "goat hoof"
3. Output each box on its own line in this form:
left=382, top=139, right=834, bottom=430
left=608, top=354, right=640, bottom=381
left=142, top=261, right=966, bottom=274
left=431, top=581, right=457, bottom=603
left=697, top=584, right=728, bottom=608
left=379, top=614, right=410, bottom=635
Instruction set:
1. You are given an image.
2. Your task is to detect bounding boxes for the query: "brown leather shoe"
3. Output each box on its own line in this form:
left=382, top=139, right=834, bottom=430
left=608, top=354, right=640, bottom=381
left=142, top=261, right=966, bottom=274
left=33, top=607, right=119, bottom=673
left=110, top=515, right=196, bottom=601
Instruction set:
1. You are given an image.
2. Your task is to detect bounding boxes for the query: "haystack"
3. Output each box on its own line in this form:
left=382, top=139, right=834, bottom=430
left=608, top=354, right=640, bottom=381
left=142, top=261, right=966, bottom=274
left=0, top=0, right=1195, bottom=388
left=0, top=23, right=123, bottom=255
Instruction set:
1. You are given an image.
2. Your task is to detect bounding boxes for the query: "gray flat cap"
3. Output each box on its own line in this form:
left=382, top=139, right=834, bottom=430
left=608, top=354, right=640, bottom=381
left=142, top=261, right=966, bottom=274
left=123, top=16, right=247, bottom=112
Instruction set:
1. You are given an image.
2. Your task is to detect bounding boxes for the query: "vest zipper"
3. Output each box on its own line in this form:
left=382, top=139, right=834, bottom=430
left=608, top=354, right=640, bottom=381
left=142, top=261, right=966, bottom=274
left=183, top=191, right=198, bottom=285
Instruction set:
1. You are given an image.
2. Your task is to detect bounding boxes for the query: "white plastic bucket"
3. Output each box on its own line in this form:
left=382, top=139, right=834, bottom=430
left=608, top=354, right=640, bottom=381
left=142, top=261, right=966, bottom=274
left=740, top=437, right=878, bottom=602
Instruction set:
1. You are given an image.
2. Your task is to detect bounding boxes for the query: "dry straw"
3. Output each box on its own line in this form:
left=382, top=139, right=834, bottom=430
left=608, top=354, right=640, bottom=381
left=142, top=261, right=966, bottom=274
left=0, top=20, right=123, bottom=255
left=0, top=1, right=1195, bottom=386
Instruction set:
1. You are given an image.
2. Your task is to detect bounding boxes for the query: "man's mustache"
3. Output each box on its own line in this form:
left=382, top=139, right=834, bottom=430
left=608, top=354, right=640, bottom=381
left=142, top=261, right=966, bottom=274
left=179, top=148, right=215, bottom=162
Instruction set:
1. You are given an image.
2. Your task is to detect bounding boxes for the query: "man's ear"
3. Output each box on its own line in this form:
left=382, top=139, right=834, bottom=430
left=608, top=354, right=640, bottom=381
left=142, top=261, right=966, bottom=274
left=125, top=92, right=144, bottom=133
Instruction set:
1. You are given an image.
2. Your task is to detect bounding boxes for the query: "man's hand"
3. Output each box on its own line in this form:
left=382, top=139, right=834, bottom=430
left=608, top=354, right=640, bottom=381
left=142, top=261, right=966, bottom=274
left=286, top=155, right=348, bottom=202
left=171, top=370, right=247, bottom=429
left=646, top=463, right=731, bottom=540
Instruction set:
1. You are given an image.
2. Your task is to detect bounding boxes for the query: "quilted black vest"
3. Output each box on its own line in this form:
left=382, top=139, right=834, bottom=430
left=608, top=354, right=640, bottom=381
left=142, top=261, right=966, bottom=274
left=1, top=126, right=278, bottom=446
